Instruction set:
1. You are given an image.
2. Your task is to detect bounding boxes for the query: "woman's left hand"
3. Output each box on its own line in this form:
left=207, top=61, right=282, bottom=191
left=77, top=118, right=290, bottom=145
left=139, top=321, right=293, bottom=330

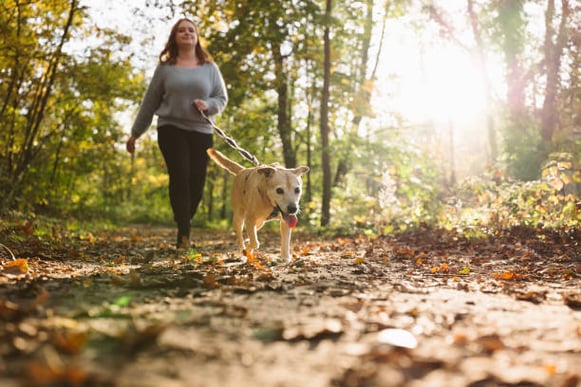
left=192, top=99, right=208, bottom=112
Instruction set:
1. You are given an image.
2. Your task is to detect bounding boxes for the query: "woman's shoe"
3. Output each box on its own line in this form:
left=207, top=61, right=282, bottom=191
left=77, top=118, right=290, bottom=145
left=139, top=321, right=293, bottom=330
left=176, top=235, right=190, bottom=249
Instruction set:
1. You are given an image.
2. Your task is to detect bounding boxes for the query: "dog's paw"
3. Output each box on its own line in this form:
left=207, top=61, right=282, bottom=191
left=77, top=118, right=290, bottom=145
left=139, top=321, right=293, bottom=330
left=280, top=255, right=293, bottom=265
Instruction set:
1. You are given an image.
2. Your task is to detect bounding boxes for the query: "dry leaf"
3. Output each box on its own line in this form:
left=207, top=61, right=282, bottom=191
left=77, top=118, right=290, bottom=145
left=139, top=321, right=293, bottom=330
left=562, top=292, right=581, bottom=309
left=53, top=331, right=88, bottom=355
left=377, top=329, right=417, bottom=349
left=203, top=273, right=219, bottom=288
left=3, top=258, right=29, bottom=274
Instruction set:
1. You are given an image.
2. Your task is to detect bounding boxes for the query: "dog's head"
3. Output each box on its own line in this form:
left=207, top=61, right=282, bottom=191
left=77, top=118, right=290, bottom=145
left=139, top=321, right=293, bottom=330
left=258, top=165, right=309, bottom=227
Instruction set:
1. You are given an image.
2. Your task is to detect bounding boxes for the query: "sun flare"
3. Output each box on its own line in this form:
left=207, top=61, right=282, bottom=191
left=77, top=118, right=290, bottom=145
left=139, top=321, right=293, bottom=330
left=378, top=44, right=489, bottom=126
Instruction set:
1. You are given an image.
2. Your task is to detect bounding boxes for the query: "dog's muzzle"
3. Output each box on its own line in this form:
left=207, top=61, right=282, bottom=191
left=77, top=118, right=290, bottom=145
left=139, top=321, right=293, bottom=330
left=275, top=203, right=299, bottom=228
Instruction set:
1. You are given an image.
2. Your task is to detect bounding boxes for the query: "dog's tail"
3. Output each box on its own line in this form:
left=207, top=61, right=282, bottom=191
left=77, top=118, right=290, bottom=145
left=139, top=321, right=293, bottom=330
left=207, top=148, right=244, bottom=175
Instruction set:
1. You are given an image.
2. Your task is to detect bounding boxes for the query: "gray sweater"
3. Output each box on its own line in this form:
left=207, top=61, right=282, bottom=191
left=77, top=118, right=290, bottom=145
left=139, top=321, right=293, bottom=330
left=131, top=62, right=228, bottom=137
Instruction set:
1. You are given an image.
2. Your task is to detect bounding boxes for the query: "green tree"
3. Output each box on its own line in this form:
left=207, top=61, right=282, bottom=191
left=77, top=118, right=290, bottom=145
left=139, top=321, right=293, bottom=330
left=0, top=0, right=143, bottom=214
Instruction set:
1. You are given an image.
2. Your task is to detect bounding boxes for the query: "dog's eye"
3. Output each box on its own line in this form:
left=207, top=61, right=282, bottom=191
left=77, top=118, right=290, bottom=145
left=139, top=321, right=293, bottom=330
left=276, top=188, right=284, bottom=194
left=295, top=187, right=301, bottom=194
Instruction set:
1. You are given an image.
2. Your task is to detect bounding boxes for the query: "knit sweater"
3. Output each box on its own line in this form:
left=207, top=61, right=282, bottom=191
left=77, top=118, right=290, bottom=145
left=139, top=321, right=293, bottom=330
left=131, top=62, right=228, bottom=138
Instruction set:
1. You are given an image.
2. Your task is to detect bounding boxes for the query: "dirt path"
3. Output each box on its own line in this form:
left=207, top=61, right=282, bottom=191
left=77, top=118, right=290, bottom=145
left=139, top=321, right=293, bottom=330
left=1, top=225, right=579, bottom=386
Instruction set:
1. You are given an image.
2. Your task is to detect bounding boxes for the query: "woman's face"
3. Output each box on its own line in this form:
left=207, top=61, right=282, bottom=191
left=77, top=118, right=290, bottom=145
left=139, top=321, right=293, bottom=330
left=175, top=20, right=197, bottom=47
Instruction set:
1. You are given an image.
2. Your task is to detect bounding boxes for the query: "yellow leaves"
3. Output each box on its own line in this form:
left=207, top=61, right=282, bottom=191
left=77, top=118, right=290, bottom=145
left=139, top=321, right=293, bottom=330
left=184, top=248, right=203, bottom=263
left=414, top=252, right=428, bottom=266
left=431, top=263, right=449, bottom=274
left=543, top=363, right=558, bottom=376
left=84, top=233, right=95, bottom=244
left=245, top=250, right=265, bottom=269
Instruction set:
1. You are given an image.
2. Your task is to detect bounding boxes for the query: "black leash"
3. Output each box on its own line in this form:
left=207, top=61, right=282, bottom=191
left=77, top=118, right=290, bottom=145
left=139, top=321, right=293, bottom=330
left=197, top=108, right=260, bottom=166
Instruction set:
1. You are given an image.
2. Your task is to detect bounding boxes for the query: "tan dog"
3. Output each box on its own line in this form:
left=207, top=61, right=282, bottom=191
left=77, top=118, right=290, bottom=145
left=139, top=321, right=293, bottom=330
left=207, top=148, right=309, bottom=263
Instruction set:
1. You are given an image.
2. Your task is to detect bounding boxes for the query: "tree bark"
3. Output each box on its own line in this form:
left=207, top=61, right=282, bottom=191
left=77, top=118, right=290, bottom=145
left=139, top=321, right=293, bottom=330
left=272, top=42, right=296, bottom=168
left=541, top=0, right=569, bottom=141
left=320, top=0, right=332, bottom=227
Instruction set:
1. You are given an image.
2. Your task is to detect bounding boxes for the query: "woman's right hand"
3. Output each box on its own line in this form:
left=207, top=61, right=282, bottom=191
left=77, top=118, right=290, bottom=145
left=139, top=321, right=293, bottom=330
left=126, top=135, right=137, bottom=154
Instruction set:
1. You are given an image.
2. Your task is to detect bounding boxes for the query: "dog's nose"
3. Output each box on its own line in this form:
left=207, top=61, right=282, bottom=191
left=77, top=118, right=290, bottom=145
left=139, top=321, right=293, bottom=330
left=287, top=204, right=298, bottom=214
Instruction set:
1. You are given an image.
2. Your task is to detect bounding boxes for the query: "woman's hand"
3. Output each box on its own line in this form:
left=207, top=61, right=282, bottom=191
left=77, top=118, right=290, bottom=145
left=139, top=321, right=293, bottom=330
left=126, top=135, right=137, bottom=154
left=192, top=99, right=208, bottom=113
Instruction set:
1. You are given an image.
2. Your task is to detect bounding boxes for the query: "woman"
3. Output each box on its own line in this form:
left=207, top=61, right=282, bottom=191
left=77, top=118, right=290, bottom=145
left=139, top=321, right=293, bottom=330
left=126, top=18, right=228, bottom=248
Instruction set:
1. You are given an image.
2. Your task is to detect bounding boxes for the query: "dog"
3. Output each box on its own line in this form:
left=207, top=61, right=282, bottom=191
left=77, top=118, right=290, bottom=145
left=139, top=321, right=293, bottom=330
left=207, top=148, right=309, bottom=264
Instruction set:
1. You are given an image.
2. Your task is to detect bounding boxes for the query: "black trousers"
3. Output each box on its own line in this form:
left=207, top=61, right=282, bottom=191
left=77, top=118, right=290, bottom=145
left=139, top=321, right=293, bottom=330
left=157, top=125, right=213, bottom=238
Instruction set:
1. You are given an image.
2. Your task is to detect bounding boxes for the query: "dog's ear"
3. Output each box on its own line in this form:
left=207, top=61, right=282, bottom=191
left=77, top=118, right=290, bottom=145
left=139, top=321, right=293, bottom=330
left=257, top=166, right=276, bottom=178
left=292, top=166, right=309, bottom=176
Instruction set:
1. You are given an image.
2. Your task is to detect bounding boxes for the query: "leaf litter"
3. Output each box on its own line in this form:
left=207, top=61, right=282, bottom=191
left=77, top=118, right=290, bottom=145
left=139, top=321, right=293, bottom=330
left=0, top=225, right=579, bottom=386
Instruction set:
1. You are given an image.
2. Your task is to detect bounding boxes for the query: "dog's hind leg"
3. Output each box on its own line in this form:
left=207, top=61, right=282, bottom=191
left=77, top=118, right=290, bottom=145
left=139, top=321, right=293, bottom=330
left=279, top=221, right=292, bottom=263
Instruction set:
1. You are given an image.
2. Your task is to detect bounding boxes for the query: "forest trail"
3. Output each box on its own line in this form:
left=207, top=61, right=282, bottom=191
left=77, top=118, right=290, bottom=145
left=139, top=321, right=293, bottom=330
left=1, top=225, right=579, bottom=387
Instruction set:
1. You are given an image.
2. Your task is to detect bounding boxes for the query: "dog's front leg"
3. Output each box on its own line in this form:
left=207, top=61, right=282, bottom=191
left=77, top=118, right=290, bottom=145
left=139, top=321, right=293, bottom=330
left=233, top=213, right=246, bottom=257
left=246, top=219, right=261, bottom=253
left=279, top=220, right=292, bottom=264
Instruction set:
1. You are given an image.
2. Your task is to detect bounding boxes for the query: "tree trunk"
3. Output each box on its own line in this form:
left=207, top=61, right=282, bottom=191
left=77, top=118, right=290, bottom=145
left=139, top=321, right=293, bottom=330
left=496, top=0, right=527, bottom=121
left=320, top=0, right=332, bottom=227
left=541, top=0, right=569, bottom=141
left=272, top=42, right=296, bottom=168
left=335, top=0, right=383, bottom=187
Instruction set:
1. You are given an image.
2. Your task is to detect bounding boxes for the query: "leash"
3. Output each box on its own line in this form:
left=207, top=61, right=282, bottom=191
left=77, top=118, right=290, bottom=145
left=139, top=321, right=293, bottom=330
left=197, top=108, right=260, bottom=166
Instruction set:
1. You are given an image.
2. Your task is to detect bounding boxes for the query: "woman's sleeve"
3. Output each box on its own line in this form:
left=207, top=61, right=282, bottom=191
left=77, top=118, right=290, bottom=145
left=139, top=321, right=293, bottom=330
left=206, top=63, right=228, bottom=116
left=131, top=65, right=164, bottom=138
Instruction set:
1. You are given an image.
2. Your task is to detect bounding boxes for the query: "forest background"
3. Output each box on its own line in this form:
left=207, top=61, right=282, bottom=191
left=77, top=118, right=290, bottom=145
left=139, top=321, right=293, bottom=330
left=0, top=0, right=579, bottom=236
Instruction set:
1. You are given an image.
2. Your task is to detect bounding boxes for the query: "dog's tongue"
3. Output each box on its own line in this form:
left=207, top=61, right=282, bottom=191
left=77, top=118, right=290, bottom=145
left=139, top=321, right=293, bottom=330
left=284, top=214, right=298, bottom=228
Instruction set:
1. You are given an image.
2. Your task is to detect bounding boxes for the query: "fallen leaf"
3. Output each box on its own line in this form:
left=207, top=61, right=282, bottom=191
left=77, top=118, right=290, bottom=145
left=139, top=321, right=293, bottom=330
left=28, top=361, right=87, bottom=386
left=245, top=250, right=265, bottom=269
left=53, top=331, right=88, bottom=355
left=493, top=271, right=520, bottom=281
left=448, top=333, right=469, bottom=346
left=203, top=273, right=220, bottom=288
left=514, top=290, right=546, bottom=304
left=562, top=292, right=581, bottom=309
left=459, top=266, right=470, bottom=275
left=476, top=334, right=505, bottom=353
left=0, top=300, right=25, bottom=321
left=3, top=258, right=29, bottom=274
left=377, top=329, right=417, bottom=349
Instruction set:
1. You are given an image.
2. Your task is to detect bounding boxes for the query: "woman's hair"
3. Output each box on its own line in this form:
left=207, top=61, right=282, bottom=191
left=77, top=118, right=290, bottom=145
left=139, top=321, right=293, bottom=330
left=159, top=18, right=213, bottom=65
